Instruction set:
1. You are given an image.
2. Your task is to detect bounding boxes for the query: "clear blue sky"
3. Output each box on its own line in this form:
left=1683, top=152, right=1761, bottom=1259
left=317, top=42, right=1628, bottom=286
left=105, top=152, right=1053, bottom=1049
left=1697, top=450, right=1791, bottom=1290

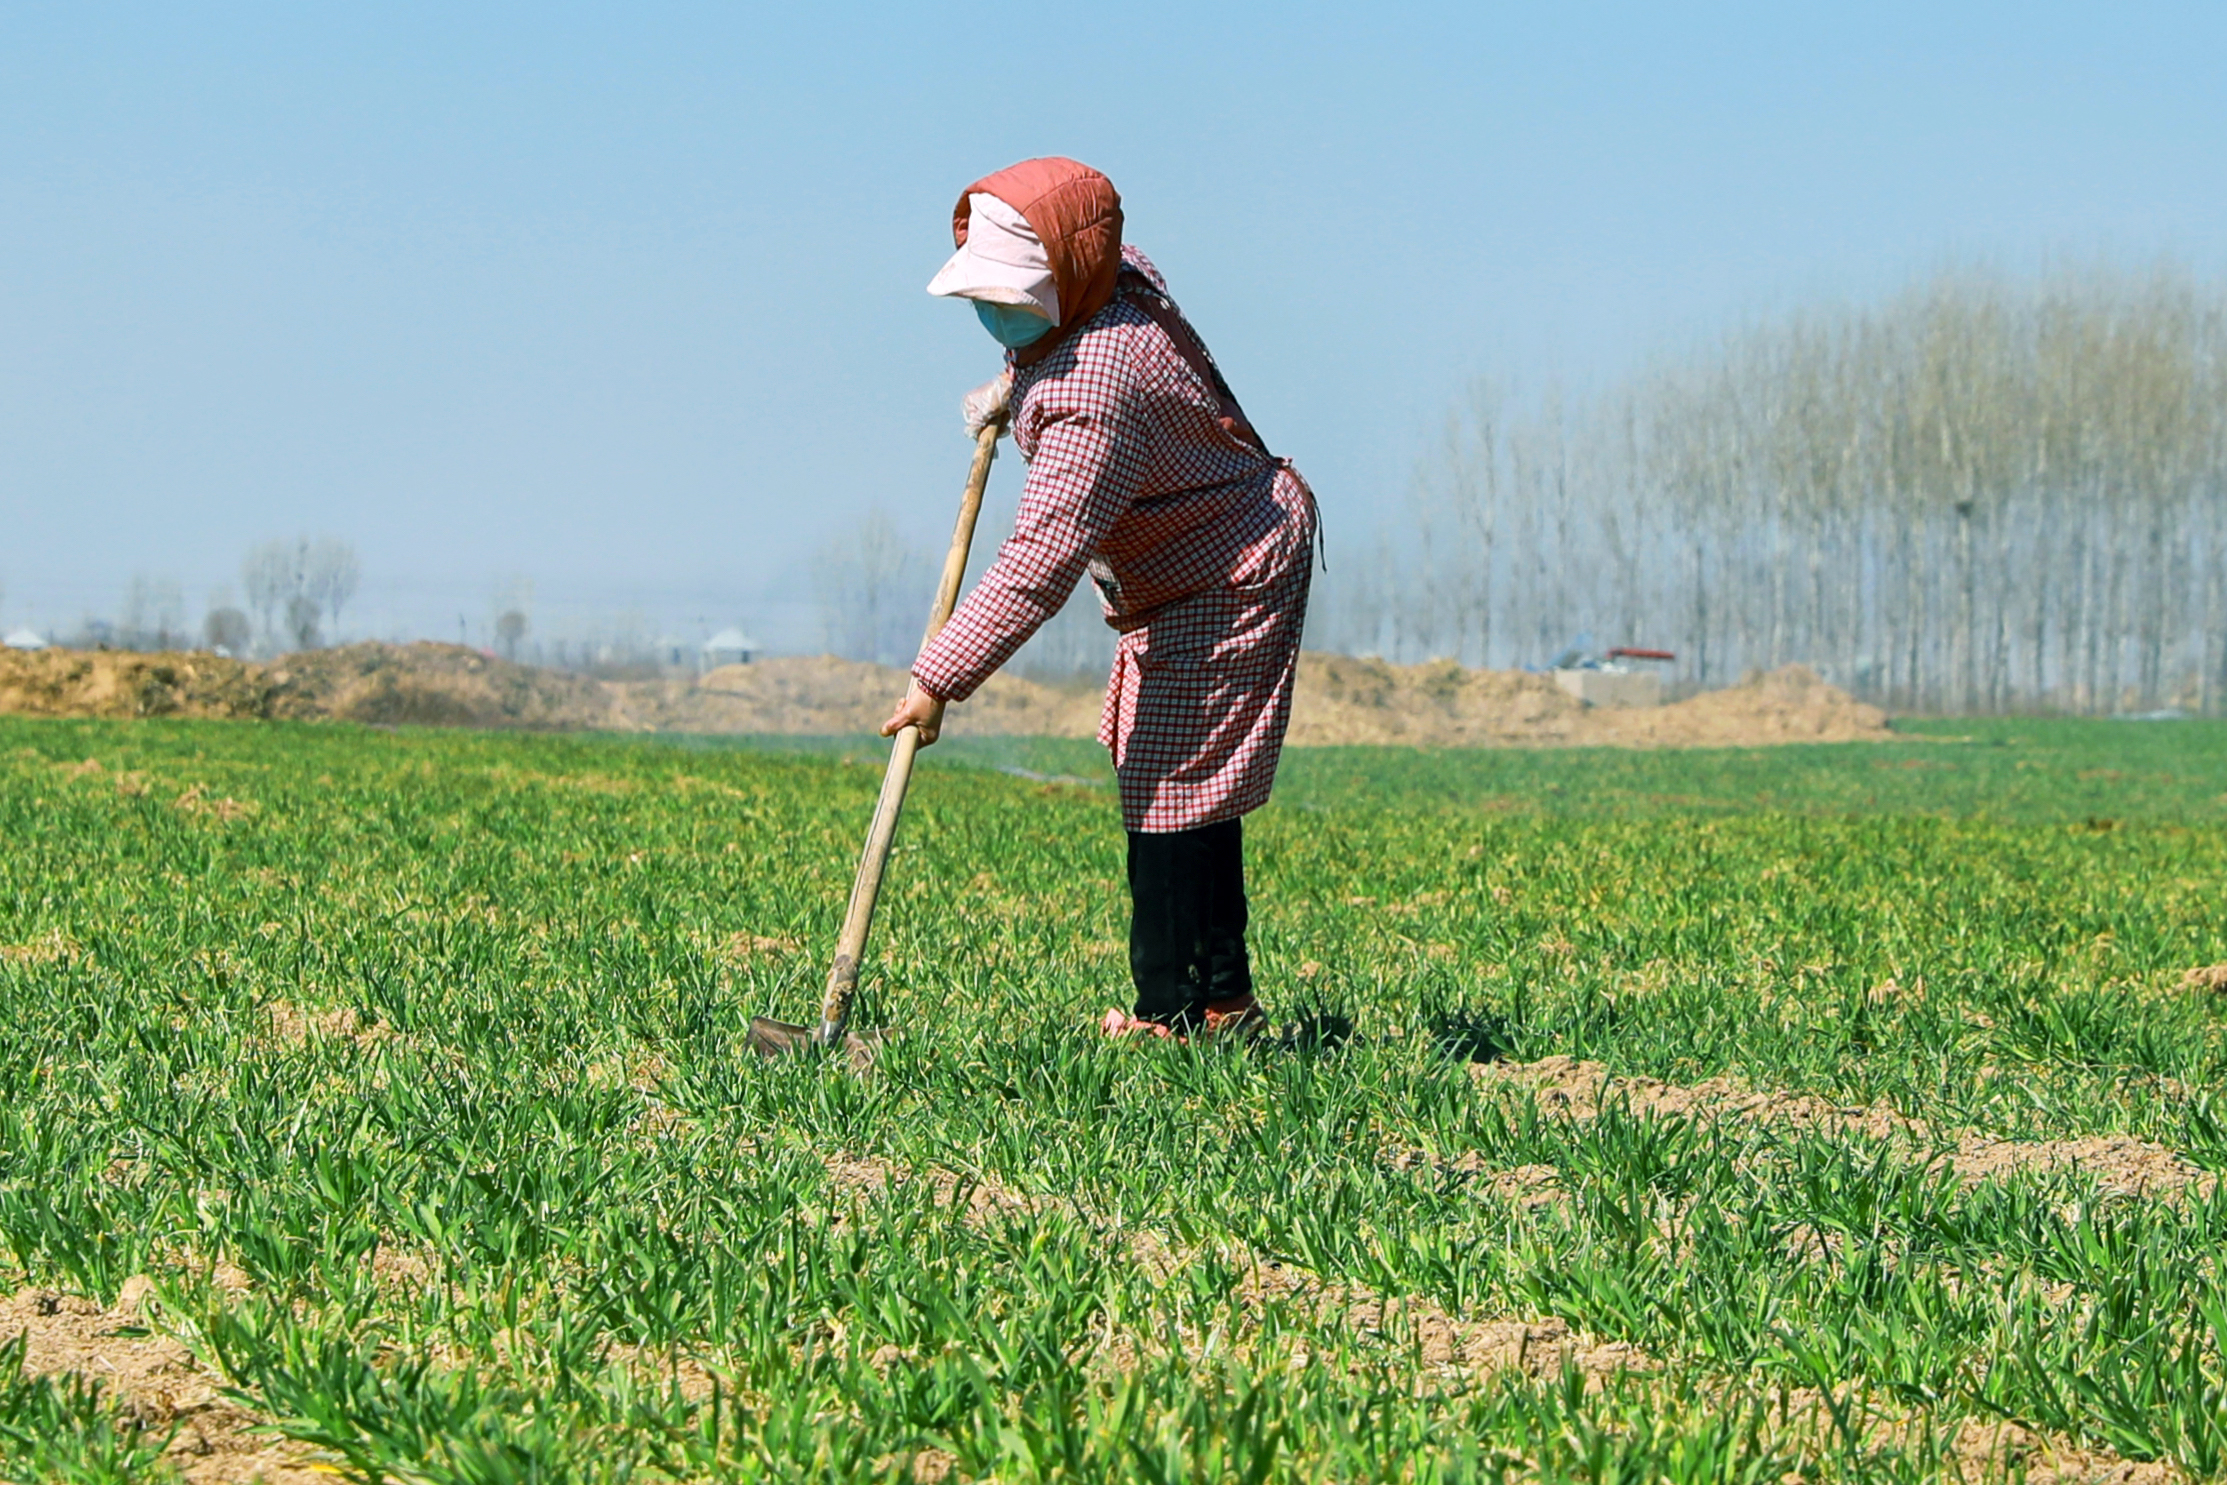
left=4, top=2, right=2223, bottom=647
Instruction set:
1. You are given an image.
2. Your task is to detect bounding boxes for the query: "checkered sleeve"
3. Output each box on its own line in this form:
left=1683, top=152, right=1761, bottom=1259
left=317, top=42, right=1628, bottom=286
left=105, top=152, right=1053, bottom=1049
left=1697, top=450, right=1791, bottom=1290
left=912, top=359, right=1141, bottom=702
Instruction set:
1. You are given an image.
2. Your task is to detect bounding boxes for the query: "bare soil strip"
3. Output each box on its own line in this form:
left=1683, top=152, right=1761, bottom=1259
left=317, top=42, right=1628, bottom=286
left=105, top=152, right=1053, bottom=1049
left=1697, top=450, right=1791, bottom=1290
left=0, top=1282, right=321, bottom=1484
left=1470, top=1054, right=1921, bottom=1139
left=1464, top=1055, right=2213, bottom=1199
left=823, top=1151, right=1647, bottom=1388
left=7, top=1139, right=2178, bottom=1483
left=2180, top=963, right=2227, bottom=993
left=820, top=1152, right=2176, bottom=1481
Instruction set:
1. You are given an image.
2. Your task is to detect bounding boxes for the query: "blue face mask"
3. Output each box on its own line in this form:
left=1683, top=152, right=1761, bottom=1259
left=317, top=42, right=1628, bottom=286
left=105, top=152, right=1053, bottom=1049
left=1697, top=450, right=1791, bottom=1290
left=974, top=300, right=1054, bottom=348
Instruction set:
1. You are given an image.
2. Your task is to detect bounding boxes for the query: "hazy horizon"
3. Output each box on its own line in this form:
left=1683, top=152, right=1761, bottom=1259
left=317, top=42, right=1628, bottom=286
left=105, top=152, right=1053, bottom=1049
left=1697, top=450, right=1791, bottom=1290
left=6, top=3, right=2225, bottom=656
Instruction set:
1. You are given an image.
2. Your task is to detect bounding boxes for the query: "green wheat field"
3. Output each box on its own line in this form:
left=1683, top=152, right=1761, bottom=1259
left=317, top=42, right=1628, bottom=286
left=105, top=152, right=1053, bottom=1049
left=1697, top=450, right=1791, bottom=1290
left=4, top=715, right=2227, bottom=1483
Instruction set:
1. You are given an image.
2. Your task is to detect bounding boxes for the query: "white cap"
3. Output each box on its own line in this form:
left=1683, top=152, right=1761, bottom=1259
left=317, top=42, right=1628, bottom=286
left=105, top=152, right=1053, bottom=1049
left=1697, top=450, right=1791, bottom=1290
left=926, top=193, right=1062, bottom=324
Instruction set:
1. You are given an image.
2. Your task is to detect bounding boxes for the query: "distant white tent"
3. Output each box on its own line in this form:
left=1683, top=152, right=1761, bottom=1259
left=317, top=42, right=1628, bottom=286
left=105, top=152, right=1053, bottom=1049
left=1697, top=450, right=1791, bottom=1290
left=3, top=628, right=48, bottom=651
left=700, top=627, right=758, bottom=668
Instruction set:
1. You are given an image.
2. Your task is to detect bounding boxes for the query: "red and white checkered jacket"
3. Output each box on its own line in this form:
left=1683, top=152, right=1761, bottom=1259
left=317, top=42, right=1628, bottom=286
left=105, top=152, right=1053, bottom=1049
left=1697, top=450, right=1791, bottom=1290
left=913, top=248, right=1317, bottom=831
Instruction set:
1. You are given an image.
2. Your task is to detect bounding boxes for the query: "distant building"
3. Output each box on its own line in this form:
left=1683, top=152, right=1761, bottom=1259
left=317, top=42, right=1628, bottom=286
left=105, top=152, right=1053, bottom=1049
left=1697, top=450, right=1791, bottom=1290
left=700, top=627, right=758, bottom=670
left=3, top=628, right=48, bottom=651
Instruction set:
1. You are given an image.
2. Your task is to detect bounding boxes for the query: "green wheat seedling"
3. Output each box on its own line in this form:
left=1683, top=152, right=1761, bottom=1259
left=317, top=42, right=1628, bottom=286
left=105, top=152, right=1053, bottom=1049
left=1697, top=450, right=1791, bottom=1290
left=2, top=716, right=2226, bottom=1480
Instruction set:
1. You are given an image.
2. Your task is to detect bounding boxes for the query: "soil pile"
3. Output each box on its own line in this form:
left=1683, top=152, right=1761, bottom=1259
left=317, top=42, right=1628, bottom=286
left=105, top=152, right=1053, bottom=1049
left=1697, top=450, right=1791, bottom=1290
left=1595, top=663, right=1892, bottom=747
left=0, top=648, right=270, bottom=720
left=1287, top=656, right=1588, bottom=746
left=676, top=654, right=1888, bottom=748
left=646, top=656, right=1102, bottom=736
left=0, top=643, right=619, bottom=730
left=1288, top=655, right=1890, bottom=748
left=264, top=642, right=621, bottom=728
left=0, top=644, right=1891, bottom=748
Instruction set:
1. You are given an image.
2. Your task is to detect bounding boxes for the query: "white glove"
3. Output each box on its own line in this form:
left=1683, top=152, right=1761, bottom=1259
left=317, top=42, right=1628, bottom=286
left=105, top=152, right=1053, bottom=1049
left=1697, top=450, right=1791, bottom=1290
left=962, top=371, right=1012, bottom=437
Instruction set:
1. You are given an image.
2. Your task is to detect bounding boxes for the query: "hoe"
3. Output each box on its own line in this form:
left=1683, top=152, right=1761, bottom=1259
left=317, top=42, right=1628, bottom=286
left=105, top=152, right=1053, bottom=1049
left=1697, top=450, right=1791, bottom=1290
left=747, top=419, right=1002, bottom=1065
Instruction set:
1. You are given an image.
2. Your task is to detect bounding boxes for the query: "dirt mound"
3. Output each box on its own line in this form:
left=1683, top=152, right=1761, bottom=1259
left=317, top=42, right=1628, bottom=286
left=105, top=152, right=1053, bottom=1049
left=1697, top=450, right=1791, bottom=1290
left=0, top=649, right=269, bottom=720
left=0, top=643, right=620, bottom=730
left=2, top=1282, right=320, bottom=1482
left=1288, top=656, right=1889, bottom=748
left=673, top=654, right=1889, bottom=748
left=0, top=644, right=1889, bottom=749
left=264, top=642, right=620, bottom=728
left=1599, top=663, right=1892, bottom=747
left=617, top=656, right=1101, bottom=736
left=1287, top=656, right=1585, bottom=746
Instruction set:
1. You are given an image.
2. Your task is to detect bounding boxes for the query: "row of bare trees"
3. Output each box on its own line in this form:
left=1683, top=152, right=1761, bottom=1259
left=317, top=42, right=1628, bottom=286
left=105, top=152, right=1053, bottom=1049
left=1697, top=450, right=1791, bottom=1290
left=811, top=507, right=1115, bottom=679
left=812, top=512, right=922, bottom=667
left=1318, top=262, right=2227, bottom=714
left=238, top=537, right=360, bottom=653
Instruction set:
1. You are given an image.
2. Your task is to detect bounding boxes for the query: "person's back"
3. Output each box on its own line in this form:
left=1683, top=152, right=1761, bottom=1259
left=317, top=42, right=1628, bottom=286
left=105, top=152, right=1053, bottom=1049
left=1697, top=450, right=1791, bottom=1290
left=991, top=244, right=1299, bottom=627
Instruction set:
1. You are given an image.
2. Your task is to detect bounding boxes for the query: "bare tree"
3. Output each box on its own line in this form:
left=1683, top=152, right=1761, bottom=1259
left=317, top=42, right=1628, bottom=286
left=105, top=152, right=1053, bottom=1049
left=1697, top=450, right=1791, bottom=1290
left=285, top=594, right=322, bottom=650
left=490, top=578, right=533, bottom=661
left=121, top=574, right=185, bottom=649
left=1324, top=259, right=2227, bottom=715
left=239, top=536, right=359, bottom=653
left=812, top=510, right=924, bottom=666
left=241, top=541, right=296, bottom=652
left=306, top=538, right=361, bottom=639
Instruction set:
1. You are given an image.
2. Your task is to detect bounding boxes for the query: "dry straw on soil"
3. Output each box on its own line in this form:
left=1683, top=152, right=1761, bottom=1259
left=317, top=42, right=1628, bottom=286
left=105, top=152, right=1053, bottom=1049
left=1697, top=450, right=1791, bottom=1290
left=0, top=644, right=1891, bottom=749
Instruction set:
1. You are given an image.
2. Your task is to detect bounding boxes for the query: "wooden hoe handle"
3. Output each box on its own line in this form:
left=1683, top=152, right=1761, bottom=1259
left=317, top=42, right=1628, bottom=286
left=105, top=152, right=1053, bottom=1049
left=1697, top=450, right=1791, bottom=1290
left=816, top=419, right=1002, bottom=1046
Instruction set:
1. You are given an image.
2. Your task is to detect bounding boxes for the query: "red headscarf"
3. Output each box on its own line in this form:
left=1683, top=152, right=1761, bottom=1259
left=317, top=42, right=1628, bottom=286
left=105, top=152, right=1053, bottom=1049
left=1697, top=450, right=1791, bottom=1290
left=951, top=158, right=1123, bottom=364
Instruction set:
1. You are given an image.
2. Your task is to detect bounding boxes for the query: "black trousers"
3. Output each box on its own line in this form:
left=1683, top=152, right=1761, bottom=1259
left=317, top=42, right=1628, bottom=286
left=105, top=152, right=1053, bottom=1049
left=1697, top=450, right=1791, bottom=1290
left=1128, top=818, right=1251, bottom=1027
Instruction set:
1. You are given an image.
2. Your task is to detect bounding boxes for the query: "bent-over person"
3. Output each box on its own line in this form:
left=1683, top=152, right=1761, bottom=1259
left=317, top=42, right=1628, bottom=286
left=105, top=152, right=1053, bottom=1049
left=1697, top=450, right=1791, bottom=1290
left=882, top=156, right=1318, bottom=1038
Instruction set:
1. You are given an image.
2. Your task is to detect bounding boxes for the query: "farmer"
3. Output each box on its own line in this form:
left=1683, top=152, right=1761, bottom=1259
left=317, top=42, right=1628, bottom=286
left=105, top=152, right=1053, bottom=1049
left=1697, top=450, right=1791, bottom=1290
left=881, top=156, right=1318, bottom=1039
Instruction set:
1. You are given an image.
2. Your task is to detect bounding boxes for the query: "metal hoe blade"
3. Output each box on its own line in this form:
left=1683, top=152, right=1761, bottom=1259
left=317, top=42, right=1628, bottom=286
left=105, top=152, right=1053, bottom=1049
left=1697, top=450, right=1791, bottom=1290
left=747, top=1016, right=884, bottom=1071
